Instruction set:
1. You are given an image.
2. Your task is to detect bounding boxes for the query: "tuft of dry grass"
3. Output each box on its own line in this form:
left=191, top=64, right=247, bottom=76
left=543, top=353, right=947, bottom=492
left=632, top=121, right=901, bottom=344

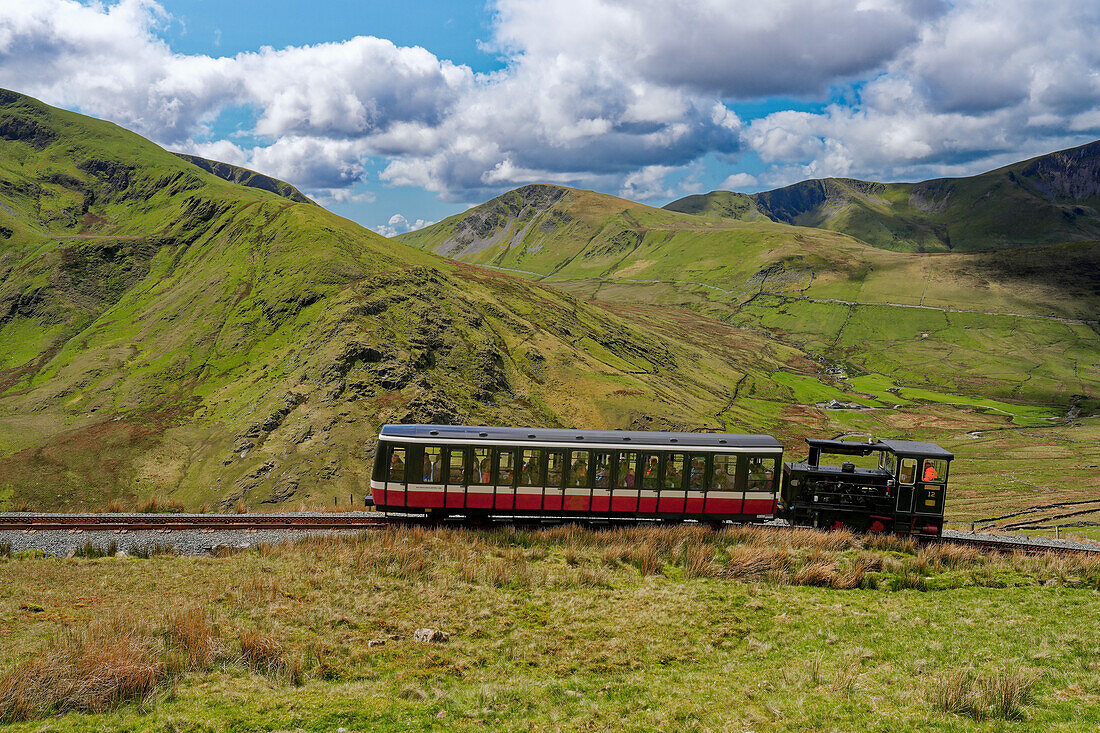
left=864, top=533, right=917, bottom=554
left=0, top=618, right=162, bottom=722
left=166, top=608, right=220, bottom=670
left=73, top=540, right=118, bottom=558
left=933, top=667, right=1036, bottom=721
left=681, top=544, right=716, bottom=579
left=238, top=630, right=302, bottom=685
left=235, top=499, right=248, bottom=514
left=103, top=499, right=124, bottom=513
left=135, top=496, right=185, bottom=514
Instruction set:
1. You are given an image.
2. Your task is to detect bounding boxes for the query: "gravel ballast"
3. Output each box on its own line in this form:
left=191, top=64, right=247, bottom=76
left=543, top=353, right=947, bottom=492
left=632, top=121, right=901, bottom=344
left=0, top=527, right=370, bottom=557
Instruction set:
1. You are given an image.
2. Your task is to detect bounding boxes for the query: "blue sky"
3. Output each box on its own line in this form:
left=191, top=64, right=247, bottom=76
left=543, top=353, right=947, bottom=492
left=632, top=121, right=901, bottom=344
left=154, top=0, right=509, bottom=227
left=3, top=0, right=1099, bottom=235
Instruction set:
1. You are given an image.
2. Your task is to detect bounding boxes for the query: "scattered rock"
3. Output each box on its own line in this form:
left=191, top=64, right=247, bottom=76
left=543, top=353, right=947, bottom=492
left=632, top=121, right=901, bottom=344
left=210, top=543, right=250, bottom=557
left=19, top=603, right=44, bottom=613
left=367, top=638, right=386, bottom=647
left=413, top=628, right=449, bottom=643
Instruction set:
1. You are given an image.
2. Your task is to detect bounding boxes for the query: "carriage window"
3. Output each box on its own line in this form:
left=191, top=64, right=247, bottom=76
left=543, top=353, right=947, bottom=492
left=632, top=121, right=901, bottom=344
left=688, top=455, right=707, bottom=490
left=495, top=449, right=516, bottom=485
left=592, top=452, right=610, bottom=488
left=422, top=446, right=443, bottom=483
left=712, top=454, right=736, bottom=490
left=615, top=452, right=638, bottom=488
left=388, top=447, right=407, bottom=483
left=569, top=450, right=589, bottom=487
left=922, top=459, right=947, bottom=483
left=641, top=454, right=660, bottom=490
left=473, top=448, right=491, bottom=484
left=547, top=450, right=565, bottom=487
left=520, top=449, right=542, bottom=485
left=746, top=457, right=776, bottom=492
left=879, top=452, right=898, bottom=474
left=447, top=447, right=465, bottom=484
left=664, top=453, right=685, bottom=491
left=899, top=458, right=917, bottom=485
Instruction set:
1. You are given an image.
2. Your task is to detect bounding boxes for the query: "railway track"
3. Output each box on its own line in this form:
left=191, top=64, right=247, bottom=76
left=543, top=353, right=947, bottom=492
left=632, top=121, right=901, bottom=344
left=0, top=512, right=388, bottom=532
left=937, top=532, right=1100, bottom=556
left=3, top=513, right=1096, bottom=555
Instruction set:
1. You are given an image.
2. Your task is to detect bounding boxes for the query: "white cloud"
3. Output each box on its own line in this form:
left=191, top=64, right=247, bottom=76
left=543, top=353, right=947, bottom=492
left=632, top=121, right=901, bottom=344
left=619, top=165, right=679, bottom=201
left=492, top=0, right=943, bottom=97
left=720, top=173, right=758, bottom=190
left=0, top=0, right=1098, bottom=206
left=373, top=213, right=434, bottom=237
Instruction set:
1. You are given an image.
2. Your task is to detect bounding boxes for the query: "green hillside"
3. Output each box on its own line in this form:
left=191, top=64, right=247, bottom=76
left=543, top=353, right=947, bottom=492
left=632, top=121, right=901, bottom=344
left=0, top=90, right=846, bottom=511
left=173, top=153, right=315, bottom=204
left=665, top=140, right=1100, bottom=252
left=400, top=184, right=1100, bottom=525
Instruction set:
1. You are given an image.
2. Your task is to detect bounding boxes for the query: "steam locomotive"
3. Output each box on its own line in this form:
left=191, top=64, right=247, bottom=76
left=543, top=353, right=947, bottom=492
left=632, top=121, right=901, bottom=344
left=369, top=425, right=952, bottom=535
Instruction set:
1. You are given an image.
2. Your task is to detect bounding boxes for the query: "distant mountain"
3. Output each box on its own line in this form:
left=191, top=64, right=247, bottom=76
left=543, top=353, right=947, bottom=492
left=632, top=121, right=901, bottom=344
left=0, top=90, right=804, bottom=510
left=664, top=140, right=1100, bottom=252
left=173, top=153, right=314, bottom=204
left=400, top=181, right=1099, bottom=414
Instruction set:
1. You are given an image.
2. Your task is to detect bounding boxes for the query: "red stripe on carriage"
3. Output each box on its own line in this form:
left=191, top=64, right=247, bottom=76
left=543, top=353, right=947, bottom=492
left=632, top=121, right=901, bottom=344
left=514, top=492, right=542, bottom=511
left=742, top=499, right=777, bottom=514
left=704, top=497, right=742, bottom=514
left=610, top=495, right=638, bottom=512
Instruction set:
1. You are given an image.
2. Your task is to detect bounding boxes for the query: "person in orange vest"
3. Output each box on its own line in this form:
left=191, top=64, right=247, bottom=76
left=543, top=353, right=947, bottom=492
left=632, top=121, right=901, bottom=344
left=923, top=461, right=939, bottom=481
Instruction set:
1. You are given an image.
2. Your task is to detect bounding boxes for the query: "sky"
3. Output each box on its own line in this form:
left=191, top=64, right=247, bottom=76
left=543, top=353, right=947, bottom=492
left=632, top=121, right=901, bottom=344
left=1, top=0, right=1099, bottom=236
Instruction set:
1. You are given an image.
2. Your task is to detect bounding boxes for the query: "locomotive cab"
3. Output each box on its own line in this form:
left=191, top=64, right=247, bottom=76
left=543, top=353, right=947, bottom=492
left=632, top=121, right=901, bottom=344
left=780, top=438, right=952, bottom=535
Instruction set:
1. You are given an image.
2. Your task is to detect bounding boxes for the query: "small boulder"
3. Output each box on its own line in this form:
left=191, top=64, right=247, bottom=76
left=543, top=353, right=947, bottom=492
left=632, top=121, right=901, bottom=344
left=413, top=628, right=448, bottom=643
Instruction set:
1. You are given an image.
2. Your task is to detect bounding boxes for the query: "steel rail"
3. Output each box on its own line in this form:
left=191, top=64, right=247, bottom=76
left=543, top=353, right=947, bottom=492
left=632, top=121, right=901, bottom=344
left=4, top=513, right=1096, bottom=555
left=0, top=513, right=389, bottom=532
left=935, top=534, right=1100, bottom=556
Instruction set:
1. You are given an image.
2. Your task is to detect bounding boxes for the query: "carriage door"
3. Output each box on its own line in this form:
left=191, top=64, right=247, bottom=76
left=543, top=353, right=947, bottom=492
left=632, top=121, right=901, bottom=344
left=896, top=457, right=917, bottom=513
left=385, top=445, right=409, bottom=508
left=444, top=446, right=467, bottom=510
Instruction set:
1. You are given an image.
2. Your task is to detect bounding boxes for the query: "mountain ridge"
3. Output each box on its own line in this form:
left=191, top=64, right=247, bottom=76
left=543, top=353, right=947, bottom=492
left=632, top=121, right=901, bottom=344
left=0, top=89, right=820, bottom=510
left=663, top=139, right=1100, bottom=251
left=172, top=153, right=315, bottom=205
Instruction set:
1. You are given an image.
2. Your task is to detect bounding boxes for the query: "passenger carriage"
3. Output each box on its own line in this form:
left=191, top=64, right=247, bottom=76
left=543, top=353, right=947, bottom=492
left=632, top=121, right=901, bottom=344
left=370, top=424, right=784, bottom=522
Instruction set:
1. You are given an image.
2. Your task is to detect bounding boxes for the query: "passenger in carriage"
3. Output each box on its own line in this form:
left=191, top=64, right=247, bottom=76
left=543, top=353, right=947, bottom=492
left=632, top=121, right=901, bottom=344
left=664, top=460, right=682, bottom=490
left=593, top=459, right=608, bottom=487
left=623, top=466, right=635, bottom=487
left=643, top=457, right=659, bottom=490
left=389, top=451, right=405, bottom=481
left=423, top=454, right=441, bottom=482
left=520, top=458, right=537, bottom=485
left=570, top=456, right=588, bottom=487
left=747, top=461, right=768, bottom=490
left=689, top=460, right=704, bottom=489
left=712, top=467, right=730, bottom=491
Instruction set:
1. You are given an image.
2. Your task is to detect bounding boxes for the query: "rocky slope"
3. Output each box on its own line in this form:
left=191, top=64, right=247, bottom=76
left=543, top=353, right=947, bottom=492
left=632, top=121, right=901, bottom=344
left=0, top=90, right=813, bottom=510
left=664, top=140, right=1100, bottom=252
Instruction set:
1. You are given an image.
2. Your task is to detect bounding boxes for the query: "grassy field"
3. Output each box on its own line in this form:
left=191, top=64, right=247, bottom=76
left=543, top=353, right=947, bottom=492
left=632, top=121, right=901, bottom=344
left=1, top=525, right=1099, bottom=730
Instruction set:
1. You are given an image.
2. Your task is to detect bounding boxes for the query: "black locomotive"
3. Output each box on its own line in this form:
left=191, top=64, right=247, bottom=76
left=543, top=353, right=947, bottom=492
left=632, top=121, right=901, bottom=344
left=780, top=438, right=953, bottom=535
